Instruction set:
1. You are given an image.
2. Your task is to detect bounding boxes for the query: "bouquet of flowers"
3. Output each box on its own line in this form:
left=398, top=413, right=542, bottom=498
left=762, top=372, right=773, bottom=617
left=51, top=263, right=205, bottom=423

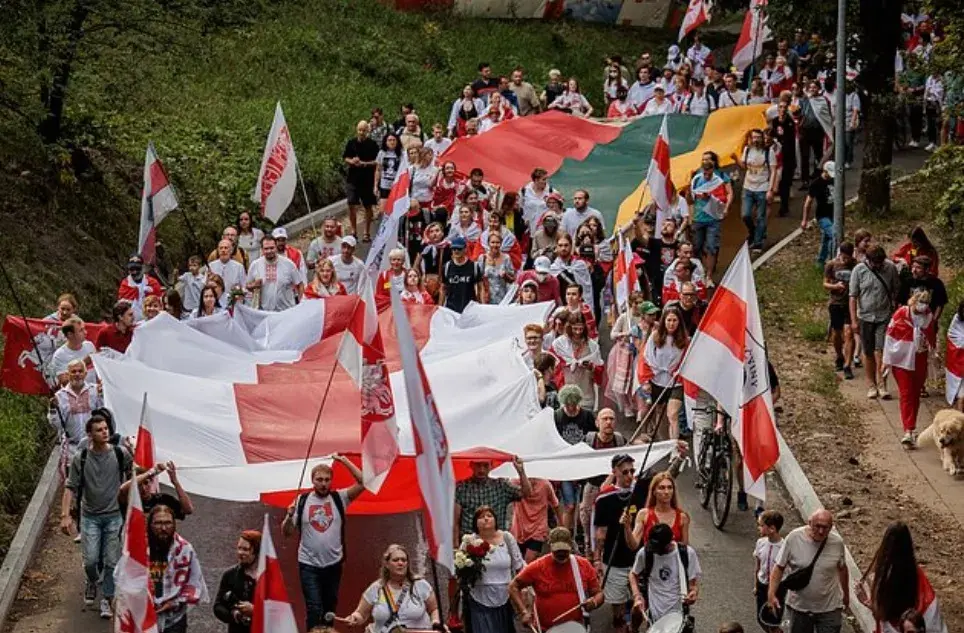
left=453, top=534, right=491, bottom=589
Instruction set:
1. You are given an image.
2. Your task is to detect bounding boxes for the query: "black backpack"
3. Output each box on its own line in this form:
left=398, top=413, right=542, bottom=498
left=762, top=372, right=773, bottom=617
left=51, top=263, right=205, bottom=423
left=74, top=445, right=130, bottom=519
left=295, top=491, right=348, bottom=561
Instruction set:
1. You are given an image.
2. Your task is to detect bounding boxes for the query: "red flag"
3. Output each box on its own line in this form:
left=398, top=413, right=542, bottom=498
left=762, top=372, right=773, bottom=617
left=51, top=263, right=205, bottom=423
left=251, top=515, right=299, bottom=633
left=645, top=115, right=676, bottom=229
left=0, top=316, right=108, bottom=395
left=139, top=142, right=178, bottom=264
left=133, top=393, right=156, bottom=470
left=678, top=0, right=710, bottom=42
left=113, top=472, right=159, bottom=633
left=391, top=287, right=455, bottom=571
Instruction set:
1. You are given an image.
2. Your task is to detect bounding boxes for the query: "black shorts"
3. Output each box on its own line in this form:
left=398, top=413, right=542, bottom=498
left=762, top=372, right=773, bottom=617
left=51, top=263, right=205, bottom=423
left=521, top=538, right=544, bottom=553
left=346, top=182, right=376, bottom=207
left=859, top=319, right=888, bottom=353
left=828, top=304, right=848, bottom=332
left=379, top=187, right=392, bottom=200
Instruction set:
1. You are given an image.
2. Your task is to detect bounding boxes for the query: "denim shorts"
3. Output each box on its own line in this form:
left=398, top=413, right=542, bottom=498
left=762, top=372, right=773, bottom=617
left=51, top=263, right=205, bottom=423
left=560, top=480, right=580, bottom=506
left=693, top=219, right=722, bottom=256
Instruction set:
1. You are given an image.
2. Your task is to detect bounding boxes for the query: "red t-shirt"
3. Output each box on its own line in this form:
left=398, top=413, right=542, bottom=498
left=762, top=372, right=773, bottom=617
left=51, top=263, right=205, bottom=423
left=514, top=554, right=599, bottom=630
left=95, top=324, right=133, bottom=353
left=516, top=271, right=561, bottom=305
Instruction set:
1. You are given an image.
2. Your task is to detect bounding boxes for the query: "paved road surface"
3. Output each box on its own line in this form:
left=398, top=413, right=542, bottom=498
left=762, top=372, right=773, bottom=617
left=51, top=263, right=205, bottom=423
left=8, top=141, right=924, bottom=633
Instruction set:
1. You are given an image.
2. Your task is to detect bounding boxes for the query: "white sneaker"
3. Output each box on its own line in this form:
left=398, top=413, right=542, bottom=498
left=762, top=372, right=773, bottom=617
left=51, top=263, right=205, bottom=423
left=99, top=598, right=112, bottom=619
left=901, top=431, right=916, bottom=448
left=867, top=386, right=879, bottom=399
left=925, top=143, right=936, bottom=152
left=908, top=140, right=919, bottom=148
left=878, top=385, right=892, bottom=400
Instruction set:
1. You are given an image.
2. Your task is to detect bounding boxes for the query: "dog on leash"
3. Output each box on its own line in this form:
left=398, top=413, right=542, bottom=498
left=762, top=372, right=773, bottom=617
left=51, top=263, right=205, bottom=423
left=918, top=409, right=964, bottom=476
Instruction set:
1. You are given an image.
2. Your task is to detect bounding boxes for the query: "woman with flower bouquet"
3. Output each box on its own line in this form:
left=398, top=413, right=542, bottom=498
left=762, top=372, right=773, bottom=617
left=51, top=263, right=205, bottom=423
left=455, top=506, right=525, bottom=633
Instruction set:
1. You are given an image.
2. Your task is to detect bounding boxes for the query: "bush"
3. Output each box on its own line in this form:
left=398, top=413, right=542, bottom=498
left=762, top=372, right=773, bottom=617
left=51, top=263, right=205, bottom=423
left=918, top=145, right=964, bottom=265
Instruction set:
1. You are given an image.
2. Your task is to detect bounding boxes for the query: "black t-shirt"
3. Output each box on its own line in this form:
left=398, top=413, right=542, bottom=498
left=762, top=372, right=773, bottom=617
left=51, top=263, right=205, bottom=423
left=149, top=544, right=169, bottom=598
left=553, top=407, right=596, bottom=445
left=342, top=138, right=379, bottom=187
left=144, top=492, right=185, bottom=520
left=808, top=176, right=834, bottom=220
left=545, top=82, right=565, bottom=107
left=896, top=275, right=949, bottom=310
left=769, top=113, right=797, bottom=152
left=664, top=299, right=705, bottom=337
left=593, top=484, right=647, bottom=567
left=471, top=77, right=500, bottom=101
left=635, top=237, right=678, bottom=301
left=443, top=259, right=480, bottom=313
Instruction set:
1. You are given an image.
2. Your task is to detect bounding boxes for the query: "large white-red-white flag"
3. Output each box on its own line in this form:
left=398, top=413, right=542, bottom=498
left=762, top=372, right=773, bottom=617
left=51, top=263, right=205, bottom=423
left=366, top=169, right=412, bottom=278
left=251, top=515, right=298, bottom=633
left=113, top=471, right=158, bottom=633
left=613, top=232, right=639, bottom=312
left=732, top=0, right=772, bottom=72
left=678, top=0, right=711, bottom=42
left=947, top=314, right=964, bottom=406
left=678, top=244, right=779, bottom=499
left=133, top=393, right=156, bottom=470
left=138, top=142, right=178, bottom=264
left=645, top=115, right=675, bottom=229
left=253, top=102, right=299, bottom=223
left=391, top=287, right=455, bottom=572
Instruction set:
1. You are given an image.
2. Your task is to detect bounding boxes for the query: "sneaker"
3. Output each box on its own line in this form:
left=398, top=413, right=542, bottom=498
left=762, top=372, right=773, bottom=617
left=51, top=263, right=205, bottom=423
left=73, top=533, right=81, bottom=544
left=925, top=143, right=936, bottom=152
left=737, top=491, right=749, bottom=511
left=853, top=354, right=862, bottom=368
left=844, top=163, right=852, bottom=170
left=84, top=581, right=96, bottom=607
left=835, top=355, right=844, bottom=371
left=843, top=366, right=855, bottom=380
left=754, top=506, right=765, bottom=519
left=866, top=386, right=879, bottom=399
left=908, top=140, right=919, bottom=148
left=901, top=431, right=916, bottom=448
left=99, top=598, right=112, bottom=619
left=878, top=385, right=892, bottom=400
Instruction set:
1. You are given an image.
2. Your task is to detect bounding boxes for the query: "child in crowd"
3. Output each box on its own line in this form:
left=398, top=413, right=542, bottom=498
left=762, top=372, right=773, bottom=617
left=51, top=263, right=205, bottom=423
left=177, top=255, right=207, bottom=314
left=753, top=510, right=785, bottom=633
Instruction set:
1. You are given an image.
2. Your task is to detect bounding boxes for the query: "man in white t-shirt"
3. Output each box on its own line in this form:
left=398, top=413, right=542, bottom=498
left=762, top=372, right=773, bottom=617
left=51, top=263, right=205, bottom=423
left=208, top=239, right=247, bottom=306
left=642, top=85, right=673, bottom=116
left=246, top=236, right=303, bottom=311
left=328, top=236, right=366, bottom=294
left=733, top=129, right=778, bottom=253
left=51, top=316, right=97, bottom=385
left=630, top=523, right=701, bottom=624
left=717, top=73, right=748, bottom=108
left=306, top=218, right=344, bottom=271
left=282, top=456, right=365, bottom=631
left=561, top=189, right=605, bottom=238
left=423, top=123, right=453, bottom=158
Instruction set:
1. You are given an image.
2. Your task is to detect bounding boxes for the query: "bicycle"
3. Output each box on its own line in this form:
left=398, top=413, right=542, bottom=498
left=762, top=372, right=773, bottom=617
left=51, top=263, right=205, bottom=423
left=692, top=405, right=733, bottom=530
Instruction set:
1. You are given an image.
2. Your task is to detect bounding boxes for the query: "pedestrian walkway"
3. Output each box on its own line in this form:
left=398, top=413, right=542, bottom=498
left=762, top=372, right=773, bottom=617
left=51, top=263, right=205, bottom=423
left=838, top=379, right=964, bottom=528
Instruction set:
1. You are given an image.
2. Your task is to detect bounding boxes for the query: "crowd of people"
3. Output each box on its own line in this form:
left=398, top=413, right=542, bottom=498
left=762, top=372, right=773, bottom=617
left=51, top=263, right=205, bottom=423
left=22, top=19, right=961, bottom=633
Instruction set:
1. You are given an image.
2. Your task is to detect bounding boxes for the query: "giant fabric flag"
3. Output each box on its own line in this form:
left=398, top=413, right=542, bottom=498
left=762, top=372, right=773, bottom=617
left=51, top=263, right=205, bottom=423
left=732, top=0, right=771, bottom=72
left=678, top=245, right=779, bottom=499
left=645, top=115, right=675, bottom=228
left=133, top=393, right=156, bottom=470
left=678, top=0, right=711, bottom=42
left=251, top=515, right=298, bottom=633
left=391, top=288, right=455, bottom=572
left=138, top=142, right=179, bottom=264
left=0, top=317, right=109, bottom=394
left=253, top=102, right=298, bottom=222
left=946, top=314, right=964, bottom=406
left=113, top=474, right=158, bottom=633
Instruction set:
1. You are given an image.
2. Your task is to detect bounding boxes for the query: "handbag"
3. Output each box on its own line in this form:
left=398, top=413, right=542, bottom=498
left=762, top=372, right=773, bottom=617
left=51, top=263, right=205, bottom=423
left=776, top=537, right=828, bottom=600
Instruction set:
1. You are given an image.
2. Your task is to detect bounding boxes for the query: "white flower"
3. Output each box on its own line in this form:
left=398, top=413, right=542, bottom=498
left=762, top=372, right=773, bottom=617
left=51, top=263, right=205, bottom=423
left=461, top=534, right=474, bottom=547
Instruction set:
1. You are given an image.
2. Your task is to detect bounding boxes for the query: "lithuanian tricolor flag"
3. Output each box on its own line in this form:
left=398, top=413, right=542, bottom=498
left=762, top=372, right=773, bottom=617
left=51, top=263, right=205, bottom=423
left=442, top=105, right=770, bottom=231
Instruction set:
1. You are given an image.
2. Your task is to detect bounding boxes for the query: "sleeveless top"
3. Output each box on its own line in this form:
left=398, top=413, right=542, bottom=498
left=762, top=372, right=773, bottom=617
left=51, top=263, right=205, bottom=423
left=641, top=507, right=684, bottom=544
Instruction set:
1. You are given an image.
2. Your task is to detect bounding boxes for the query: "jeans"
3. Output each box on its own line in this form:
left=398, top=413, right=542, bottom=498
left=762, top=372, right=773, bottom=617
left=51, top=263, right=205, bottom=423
left=81, top=512, right=123, bottom=599
left=816, top=217, right=834, bottom=265
left=786, top=606, right=843, bottom=633
left=299, top=560, right=344, bottom=630
left=741, top=190, right=768, bottom=248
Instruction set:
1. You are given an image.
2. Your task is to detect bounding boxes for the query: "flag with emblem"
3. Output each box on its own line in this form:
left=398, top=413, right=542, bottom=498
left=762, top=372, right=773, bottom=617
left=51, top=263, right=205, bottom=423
left=253, top=102, right=299, bottom=222
left=113, top=472, right=158, bottom=633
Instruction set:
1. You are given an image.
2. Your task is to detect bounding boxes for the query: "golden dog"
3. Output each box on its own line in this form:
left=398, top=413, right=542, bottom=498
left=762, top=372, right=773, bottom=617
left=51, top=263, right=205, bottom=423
left=918, top=409, right=964, bottom=476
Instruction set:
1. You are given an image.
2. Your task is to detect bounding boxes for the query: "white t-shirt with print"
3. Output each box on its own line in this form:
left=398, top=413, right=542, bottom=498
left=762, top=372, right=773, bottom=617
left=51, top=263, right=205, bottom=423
left=631, top=544, right=702, bottom=622
left=329, top=255, right=366, bottom=294
left=742, top=146, right=777, bottom=193
left=362, top=578, right=433, bottom=633
left=298, top=490, right=351, bottom=568
left=247, top=256, right=301, bottom=312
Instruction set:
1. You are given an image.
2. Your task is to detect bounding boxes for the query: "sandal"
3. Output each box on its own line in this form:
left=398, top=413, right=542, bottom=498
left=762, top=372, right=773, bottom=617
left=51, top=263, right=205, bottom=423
left=363, top=234, right=371, bottom=243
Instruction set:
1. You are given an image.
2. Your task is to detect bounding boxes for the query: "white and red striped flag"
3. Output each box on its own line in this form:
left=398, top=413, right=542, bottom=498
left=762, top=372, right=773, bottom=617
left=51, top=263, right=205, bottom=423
left=732, top=0, right=772, bottom=72
left=253, top=102, right=298, bottom=222
left=945, top=314, right=964, bottom=406
left=133, top=393, right=156, bottom=470
left=391, top=286, right=455, bottom=572
left=113, top=469, right=158, bottom=633
left=645, top=115, right=675, bottom=229
left=138, top=142, right=178, bottom=264
left=251, top=515, right=299, bottom=633
left=678, top=0, right=711, bottom=42
left=613, top=232, right=639, bottom=312
left=678, top=244, right=779, bottom=500
left=366, top=169, right=412, bottom=278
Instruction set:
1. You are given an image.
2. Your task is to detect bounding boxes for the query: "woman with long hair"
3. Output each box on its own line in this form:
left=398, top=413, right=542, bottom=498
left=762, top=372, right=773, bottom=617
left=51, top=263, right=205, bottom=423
left=606, top=292, right=645, bottom=416
left=477, top=231, right=516, bottom=305
left=550, top=312, right=604, bottom=410
left=214, top=530, right=261, bottom=633
left=432, top=161, right=465, bottom=221
left=479, top=211, right=522, bottom=270
left=46, top=292, right=78, bottom=322
left=857, top=522, right=947, bottom=633
left=447, top=204, right=482, bottom=246
left=193, top=284, right=222, bottom=319
left=892, top=226, right=940, bottom=276
left=947, top=300, right=964, bottom=411
left=448, top=85, right=485, bottom=138
left=636, top=307, right=689, bottom=437
left=853, top=228, right=873, bottom=263
left=237, top=211, right=264, bottom=264
left=344, top=544, right=442, bottom=633
left=375, top=133, right=403, bottom=213
left=462, top=506, right=525, bottom=633
left=624, top=471, right=690, bottom=549
left=411, top=147, right=439, bottom=211
left=603, top=62, right=627, bottom=105
left=548, top=77, right=594, bottom=117
left=415, top=222, right=450, bottom=303
left=882, top=289, right=937, bottom=448
left=304, top=259, right=347, bottom=299
left=142, top=295, right=162, bottom=321
left=164, top=289, right=184, bottom=321
left=400, top=268, right=434, bottom=305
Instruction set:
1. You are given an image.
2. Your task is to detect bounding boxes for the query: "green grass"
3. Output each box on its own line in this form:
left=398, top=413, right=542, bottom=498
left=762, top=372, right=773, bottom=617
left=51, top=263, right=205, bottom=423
left=757, top=262, right=827, bottom=340
left=807, top=365, right=841, bottom=400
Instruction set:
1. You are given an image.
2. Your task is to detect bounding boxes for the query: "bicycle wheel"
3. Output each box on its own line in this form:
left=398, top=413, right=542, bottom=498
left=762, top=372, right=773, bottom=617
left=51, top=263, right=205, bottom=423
left=697, top=432, right=713, bottom=508
left=711, top=447, right=733, bottom=529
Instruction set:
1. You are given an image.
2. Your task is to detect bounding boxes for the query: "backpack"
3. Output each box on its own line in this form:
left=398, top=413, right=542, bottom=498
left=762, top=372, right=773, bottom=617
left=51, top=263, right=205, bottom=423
left=295, top=491, right=348, bottom=561
left=640, top=543, right=690, bottom=598
left=586, top=432, right=628, bottom=449
left=75, top=445, right=130, bottom=519
left=742, top=145, right=771, bottom=176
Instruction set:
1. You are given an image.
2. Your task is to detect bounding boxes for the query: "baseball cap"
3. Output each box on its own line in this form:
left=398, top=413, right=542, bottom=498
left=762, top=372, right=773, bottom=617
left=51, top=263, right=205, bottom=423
left=534, top=256, right=552, bottom=274
left=548, top=526, right=573, bottom=552
left=271, top=227, right=288, bottom=239
left=451, top=236, right=467, bottom=250
left=611, top=453, right=634, bottom=469
left=342, top=235, right=357, bottom=248
left=639, top=301, right=660, bottom=315
left=546, top=192, right=564, bottom=206
left=654, top=84, right=666, bottom=92
left=823, top=161, right=836, bottom=175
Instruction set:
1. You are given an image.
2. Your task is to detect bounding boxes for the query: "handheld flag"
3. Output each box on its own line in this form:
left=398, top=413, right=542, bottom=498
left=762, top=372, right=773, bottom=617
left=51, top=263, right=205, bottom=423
left=645, top=115, right=676, bottom=229
left=253, top=102, right=298, bottom=222
left=139, top=142, right=178, bottom=264
left=251, top=515, right=299, bottom=633
left=732, top=0, right=772, bottom=72
left=113, top=471, right=158, bottom=633
left=678, top=0, right=711, bottom=42
left=133, top=393, right=156, bottom=470
left=947, top=315, right=964, bottom=406
left=613, top=233, right=639, bottom=312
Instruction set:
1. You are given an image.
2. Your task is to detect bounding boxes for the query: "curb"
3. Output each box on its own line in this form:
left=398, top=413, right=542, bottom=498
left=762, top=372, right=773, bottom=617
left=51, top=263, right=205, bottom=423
left=282, top=198, right=348, bottom=238
left=0, top=447, right=60, bottom=628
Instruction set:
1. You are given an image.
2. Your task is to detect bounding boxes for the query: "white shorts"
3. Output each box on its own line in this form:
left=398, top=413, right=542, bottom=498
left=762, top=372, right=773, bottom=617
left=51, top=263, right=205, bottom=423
left=603, top=565, right=632, bottom=604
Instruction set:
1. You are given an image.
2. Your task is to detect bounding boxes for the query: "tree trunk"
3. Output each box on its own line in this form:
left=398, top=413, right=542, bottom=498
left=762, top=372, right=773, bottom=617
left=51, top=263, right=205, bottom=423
left=856, top=0, right=903, bottom=214
left=37, top=0, right=89, bottom=145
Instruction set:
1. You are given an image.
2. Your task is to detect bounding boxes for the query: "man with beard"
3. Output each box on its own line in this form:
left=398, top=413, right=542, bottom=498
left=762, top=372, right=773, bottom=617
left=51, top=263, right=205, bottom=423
left=271, top=227, right=307, bottom=283
left=688, top=151, right=732, bottom=281
left=328, top=236, right=366, bottom=294
left=246, top=236, right=303, bottom=311
left=664, top=282, right=707, bottom=337
left=306, top=218, right=344, bottom=271
left=733, top=129, right=778, bottom=253
left=117, top=254, right=164, bottom=321
left=561, top=189, right=605, bottom=239
left=49, top=359, right=101, bottom=478
left=148, top=504, right=208, bottom=632
left=637, top=218, right=679, bottom=306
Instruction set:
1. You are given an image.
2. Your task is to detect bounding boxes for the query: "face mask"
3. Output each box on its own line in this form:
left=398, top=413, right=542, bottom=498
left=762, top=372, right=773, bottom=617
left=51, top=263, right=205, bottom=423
left=536, top=272, right=547, bottom=283
left=914, top=303, right=928, bottom=314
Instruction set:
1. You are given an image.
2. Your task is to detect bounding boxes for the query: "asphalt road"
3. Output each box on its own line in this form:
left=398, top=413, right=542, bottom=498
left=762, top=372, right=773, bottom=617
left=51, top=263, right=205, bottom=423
left=9, top=140, right=925, bottom=633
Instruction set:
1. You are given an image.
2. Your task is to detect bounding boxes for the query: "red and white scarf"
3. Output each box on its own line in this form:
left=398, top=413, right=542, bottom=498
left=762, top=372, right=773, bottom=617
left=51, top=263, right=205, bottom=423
left=637, top=334, right=684, bottom=388
left=883, top=305, right=935, bottom=371
left=946, top=314, right=964, bottom=405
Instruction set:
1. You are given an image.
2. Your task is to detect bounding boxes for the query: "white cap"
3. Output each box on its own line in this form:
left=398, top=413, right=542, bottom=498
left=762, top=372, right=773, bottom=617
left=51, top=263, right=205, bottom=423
left=342, top=235, right=357, bottom=248
left=534, top=256, right=552, bottom=274
left=823, top=161, right=836, bottom=175
left=271, top=227, right=288, bottom=239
